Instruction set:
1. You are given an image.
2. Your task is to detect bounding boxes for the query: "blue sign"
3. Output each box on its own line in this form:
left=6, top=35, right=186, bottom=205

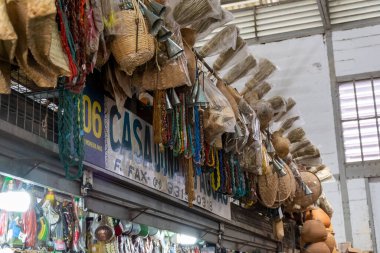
left=83, top=85, right=105, bottom=169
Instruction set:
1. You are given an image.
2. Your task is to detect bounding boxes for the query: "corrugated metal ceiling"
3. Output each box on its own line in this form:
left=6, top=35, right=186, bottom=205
left=195, top=0, right=380, bottom=47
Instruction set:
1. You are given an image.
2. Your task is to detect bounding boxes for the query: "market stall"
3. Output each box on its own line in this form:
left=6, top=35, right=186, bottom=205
left=0, top=0, right=338, bottom=252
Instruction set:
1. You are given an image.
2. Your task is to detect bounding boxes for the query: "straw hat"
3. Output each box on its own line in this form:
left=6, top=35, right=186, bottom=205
left=27, top=0, right=70, bottom=77
left=275, top=164, right=293, bottom=204
left=293, top=171, right=322, bottom=209
left=7, top=0, right=57, bottom=88
left=257, top=164, right=279, bottom=208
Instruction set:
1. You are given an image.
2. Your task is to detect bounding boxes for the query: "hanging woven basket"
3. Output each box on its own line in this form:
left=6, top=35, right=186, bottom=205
left=111, top=1, right=155, bottom=75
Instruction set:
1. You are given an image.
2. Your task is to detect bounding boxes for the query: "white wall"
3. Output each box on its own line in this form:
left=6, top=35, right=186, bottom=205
left=333, top=24, right=380, bottom=77
left=229, top=34, right=347, bottom=244
left=333, top=24, right=380, bottom=252
left=370, top=178, right=380, bottom=252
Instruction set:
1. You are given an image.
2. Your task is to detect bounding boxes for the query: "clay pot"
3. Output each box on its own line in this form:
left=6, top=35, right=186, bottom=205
left=301, top=220, right=327, bottom=243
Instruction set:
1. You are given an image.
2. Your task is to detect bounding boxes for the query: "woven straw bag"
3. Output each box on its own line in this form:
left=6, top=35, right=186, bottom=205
left=27, top=0, right=70, bottom=77
left=111, top=0, right=155, bottom=76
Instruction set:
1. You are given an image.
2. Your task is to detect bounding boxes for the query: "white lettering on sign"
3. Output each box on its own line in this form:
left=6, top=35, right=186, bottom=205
left=104, top=98, right=231, bottom=220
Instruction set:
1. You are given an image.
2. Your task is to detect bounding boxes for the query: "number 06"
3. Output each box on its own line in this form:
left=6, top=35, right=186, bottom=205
left=83, top=95, right=102, bottom=138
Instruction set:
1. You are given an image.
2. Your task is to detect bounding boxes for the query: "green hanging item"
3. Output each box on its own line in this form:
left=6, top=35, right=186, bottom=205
left=58, top=82, right=84, bottom=180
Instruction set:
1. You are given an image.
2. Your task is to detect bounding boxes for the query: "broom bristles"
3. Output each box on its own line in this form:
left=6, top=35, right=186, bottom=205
left=290, top=139, right=310, bottom=153
left=287, top=127, right=306, bottom=143
left=292, top=145, right=318, bottom=158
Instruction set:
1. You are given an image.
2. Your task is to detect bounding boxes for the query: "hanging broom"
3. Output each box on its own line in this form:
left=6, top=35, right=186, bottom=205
left=274, top=98, right=297, bottom=122
left=287, top=127, right=306, bottom=143
left=223, top=54, right=257, bottom=85
left=277, top=116, right=300, bottom=135
left=290, top=139, right=311, bottom=154
left=292, top=145, right=319, bottom=159
left=242, top=59, right=277, bottom=95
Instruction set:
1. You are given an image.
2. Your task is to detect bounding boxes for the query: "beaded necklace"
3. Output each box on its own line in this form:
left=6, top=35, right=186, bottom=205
left=161, top=91, right=169, bottom=146
left=172, top=107, right=180, bottom=156
left=193, top=106, right=202, bottom=175
left=210, top=148, right=221, bottom=191
left=185, top=121, right=194, bottom=159
left=181, top=94, right=187, bottom=154
left=224, top=154, right=231, bottom=195
left=186, top=158, right=195, bottom=207
left=219, top=150, right=225, bottom=193
left=153, top=90, right=162, bottom=145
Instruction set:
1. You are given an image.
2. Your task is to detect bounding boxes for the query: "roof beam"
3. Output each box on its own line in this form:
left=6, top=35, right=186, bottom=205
left=317, top=0, right=331, bottom=30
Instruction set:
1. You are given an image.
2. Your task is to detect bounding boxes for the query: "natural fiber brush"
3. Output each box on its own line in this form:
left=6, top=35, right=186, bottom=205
left=213, top=36, right=246, bottom=71
left=274, top=97, right=297, bottom=122
left=223, top=55, right=256, bottom=85
left=173, top=0, right=218, bottom=27
left=287, top=127, right=306, bottom=143
left=290, top=139, right=310, bottom=153
left=256, top=82, right=272, bottom=99
left=292, top=145, right=319, bottom=158
left=242, top=59, right=276, bottom=94
left=198, top=25, right=237, bottom=58
left=278, top=116, right=300, bottom=134
left=268, top=96, right=286, bottom=112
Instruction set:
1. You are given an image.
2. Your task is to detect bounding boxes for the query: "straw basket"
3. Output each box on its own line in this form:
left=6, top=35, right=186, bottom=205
left=111, top=3, right=155, bottom=76
left=258, top=165, right=279, bottom=208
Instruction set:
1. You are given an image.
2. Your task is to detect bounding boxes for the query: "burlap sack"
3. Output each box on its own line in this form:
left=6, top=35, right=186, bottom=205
left=0, top=61, right=11, bottom=94
left=27, top=0, right=70, bottom=77
left=7, top=0, right=57, bottom=88
left=0, top=0, right=17, bottom=62
left=301, top=220, right=327, bottom=243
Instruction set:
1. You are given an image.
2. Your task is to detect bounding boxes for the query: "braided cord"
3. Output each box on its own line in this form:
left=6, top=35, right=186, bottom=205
left=58, top=86, right=84, bottom=180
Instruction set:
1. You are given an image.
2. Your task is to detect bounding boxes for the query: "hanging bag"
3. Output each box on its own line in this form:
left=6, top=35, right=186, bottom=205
left=111, top=0, right=155, bottom=75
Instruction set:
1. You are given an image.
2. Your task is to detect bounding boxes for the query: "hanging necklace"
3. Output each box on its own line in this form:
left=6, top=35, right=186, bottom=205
left=193, top=106, right=202, bottom=175
left=210, top=148, right=221, bottom=191
left=219, top=150, right=225, bottom=193
left=161, top=91, right=169, bottom=146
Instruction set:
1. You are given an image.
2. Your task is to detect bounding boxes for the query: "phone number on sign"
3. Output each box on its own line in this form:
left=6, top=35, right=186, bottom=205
left=152, top=177, right=213, bottom=211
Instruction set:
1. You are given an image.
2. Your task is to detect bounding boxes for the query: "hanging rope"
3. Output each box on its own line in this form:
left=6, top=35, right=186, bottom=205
left=58, top=82, right=84, bottom=180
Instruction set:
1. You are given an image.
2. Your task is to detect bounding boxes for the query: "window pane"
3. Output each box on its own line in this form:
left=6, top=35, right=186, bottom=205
left=339, top=82, right=357, bottom=121
left=359, top=119, right=380, bottom=161
left=342, top=120, right=362, bottom=162
left=374, top=78, right=380, bottom=116
left=355, top=79, right=376, bottom=119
